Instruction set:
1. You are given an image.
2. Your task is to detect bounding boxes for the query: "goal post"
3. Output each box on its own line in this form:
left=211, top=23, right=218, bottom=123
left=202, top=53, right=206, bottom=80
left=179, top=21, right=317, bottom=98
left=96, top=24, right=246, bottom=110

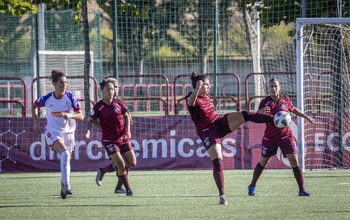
left=34, top=50, right=95, bottom=117
left=296, top=18, right=350, bottom=171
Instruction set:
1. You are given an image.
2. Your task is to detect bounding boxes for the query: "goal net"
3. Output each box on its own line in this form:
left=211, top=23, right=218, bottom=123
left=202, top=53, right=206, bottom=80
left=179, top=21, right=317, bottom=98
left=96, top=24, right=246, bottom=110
left=34, top=50, right=95, bottom=117
left=297, top=18, right=350, bottom=170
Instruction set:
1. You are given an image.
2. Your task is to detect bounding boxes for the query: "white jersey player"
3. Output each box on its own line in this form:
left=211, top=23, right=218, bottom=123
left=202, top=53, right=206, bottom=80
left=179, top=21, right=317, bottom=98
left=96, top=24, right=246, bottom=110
left=32, top=69, right=84, bottom=199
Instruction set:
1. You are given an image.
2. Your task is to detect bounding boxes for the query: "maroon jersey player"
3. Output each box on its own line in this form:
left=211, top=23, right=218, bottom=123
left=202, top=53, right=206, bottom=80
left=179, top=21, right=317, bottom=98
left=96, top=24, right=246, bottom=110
left=86, top=78, right=136, bottom=196
left=248, top=78, right=315, bottom=197
left=186, top=71, right=275, bottom=205
left=92, top=78, right=135, bottom=194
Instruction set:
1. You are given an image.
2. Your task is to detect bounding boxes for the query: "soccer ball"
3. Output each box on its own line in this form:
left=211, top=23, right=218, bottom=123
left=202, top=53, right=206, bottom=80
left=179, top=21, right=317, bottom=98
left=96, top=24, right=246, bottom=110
left=273, top=111, right=291, bottom=128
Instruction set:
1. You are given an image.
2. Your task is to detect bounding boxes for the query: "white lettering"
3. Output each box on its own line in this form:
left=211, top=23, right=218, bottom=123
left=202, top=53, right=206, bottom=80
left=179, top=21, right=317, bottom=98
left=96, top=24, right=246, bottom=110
left=87, top=141, right=102, bottom=160
left=74, top=141, right=85, bottom=160
left=342, top=132, right=350, bottom=151
left=196, top=139, right=208, bottom=158
left=222, top=138, right=236, bottom=157
left=315, top=133, right=325, bottom=151
left=29, top=134, right=46, bottom=161
left=131, top=140, right=140, bottom=158
left=170, top=130, right=176, bottom=158
left=327, top=133, right=339, bottom=151
left=178, top=138, right=194, bottom=158
left=142, top=139, right=167, bottom=158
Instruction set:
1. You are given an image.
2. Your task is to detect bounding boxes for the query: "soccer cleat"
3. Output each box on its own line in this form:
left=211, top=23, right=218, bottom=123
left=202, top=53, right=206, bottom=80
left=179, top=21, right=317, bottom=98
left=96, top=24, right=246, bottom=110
left=248, top=185, right=256, bottom=196
left=60, top=182, right=69, bottom=199
left=126, top=189, right=134, bottom=196
left=219, top=194, right=228, bottom=205
left=299, top=190, right=311, bottom=196
left=66, top=189, right=72, bottom=195
left=95, top=168, right=105, bottom=186
left=115, top=186, right=126, bottom=194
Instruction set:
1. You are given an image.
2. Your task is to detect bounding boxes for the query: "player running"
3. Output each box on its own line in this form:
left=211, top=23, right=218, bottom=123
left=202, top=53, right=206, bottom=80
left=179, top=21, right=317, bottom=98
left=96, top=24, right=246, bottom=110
left=32, top=69, right=84, bottom=199
left=93, top=77, right=134, bottom=194
left=248, top=78, right=315, bottom=197
left=186, top=72, right=275, bottom=205
left=86, top=78, right=136, bottom=196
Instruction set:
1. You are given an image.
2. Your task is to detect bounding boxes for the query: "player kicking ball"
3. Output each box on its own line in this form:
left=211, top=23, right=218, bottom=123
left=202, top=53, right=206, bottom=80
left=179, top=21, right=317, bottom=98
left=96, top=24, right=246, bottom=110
left=32, top=69, right=84, bottom=199
left=186, top=72, right=275, bottom=205
left=248, top=78, right=315, bottom=197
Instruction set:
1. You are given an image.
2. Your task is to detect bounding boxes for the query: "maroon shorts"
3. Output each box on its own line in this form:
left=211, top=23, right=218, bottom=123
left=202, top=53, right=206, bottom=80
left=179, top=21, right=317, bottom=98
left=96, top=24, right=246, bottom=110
left=103, top=142, right=133, bottom=155
left=261, top=138, right=297, bottom=158
left=198, top=114, right=232, bottom=150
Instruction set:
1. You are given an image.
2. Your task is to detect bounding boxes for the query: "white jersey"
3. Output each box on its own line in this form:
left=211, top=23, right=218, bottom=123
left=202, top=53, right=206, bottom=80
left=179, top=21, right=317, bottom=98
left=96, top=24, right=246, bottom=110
left=35, top=91, right=81, bottom=133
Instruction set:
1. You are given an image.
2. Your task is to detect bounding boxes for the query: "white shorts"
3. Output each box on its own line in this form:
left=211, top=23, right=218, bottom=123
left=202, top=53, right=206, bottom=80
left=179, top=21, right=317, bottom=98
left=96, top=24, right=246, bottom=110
left=45, top=129, right=75, bottom=153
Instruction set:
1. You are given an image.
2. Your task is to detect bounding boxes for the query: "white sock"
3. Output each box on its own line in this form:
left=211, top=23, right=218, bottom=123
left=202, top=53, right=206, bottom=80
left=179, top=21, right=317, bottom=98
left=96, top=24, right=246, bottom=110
left=60, top=149, right=70, bottom=187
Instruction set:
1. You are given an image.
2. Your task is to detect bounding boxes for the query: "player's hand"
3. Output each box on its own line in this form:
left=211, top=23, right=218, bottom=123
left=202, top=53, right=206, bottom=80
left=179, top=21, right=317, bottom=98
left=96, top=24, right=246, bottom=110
left=85, top=130, right=91, bottom=139
left=62, top=113, right=72, bottom=120
left=126, top=131, right=132, bottom=139
left=130, top=118, right=134, bottom=126
left=259, top=107, right=270, bottom=114
left=307, top=117, right=315, bottom=124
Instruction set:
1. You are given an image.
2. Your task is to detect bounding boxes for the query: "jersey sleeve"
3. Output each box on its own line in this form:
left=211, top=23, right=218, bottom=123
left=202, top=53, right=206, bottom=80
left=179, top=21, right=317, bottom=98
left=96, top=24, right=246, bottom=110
left=257, top=98, right=267, bottom=112
left=286, top=96, right=294, bottom=112
left=66, top=92, right=81, bottom=112
left=185, top=92, right=195, bottom=107
left=119, top=99, right=129, bottom=115
left=34, top=93, right=52, bottom=108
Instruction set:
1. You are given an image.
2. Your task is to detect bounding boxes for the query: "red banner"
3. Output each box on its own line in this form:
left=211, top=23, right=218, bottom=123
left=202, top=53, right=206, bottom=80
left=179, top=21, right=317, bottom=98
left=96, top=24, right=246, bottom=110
left=0, top=116, right=348, bottom=172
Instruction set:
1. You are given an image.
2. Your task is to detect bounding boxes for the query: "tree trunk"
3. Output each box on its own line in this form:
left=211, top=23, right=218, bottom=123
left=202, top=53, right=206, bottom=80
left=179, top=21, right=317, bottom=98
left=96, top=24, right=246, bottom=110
left=82, top=0, right=91, bottom=116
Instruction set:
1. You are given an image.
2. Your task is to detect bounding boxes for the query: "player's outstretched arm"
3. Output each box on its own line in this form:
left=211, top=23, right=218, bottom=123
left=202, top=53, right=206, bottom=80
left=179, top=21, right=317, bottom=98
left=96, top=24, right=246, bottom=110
left=292, top=108, right=315, bottom=124
left=187, top=80, right=203, bottom=107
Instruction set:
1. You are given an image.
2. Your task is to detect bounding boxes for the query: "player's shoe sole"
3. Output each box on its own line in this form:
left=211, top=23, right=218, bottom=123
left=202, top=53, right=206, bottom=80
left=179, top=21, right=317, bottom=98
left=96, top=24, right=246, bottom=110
left=115, top=186, right=126, bottom=194
left=219, top=195, right=228, bottom=205
left=95, top=168, right=105, bottom=186
left=299, top=190, right=311, bottom=196
left=126, top=189, right=134, bottom=196
left=248, top=184, right=256, bottom=196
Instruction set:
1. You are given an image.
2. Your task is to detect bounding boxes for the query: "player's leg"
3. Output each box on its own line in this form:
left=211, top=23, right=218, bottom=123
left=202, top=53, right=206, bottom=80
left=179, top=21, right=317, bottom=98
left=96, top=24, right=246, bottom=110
left=116, top=149, right=137, bottom=194
left=248, top=156, right=271, bottom=196
left=110, top=152, right=133, bottom=196
left=207, top=143, right=227, bottom=205
left=95, top=163, right=115, bottom=186
left=286, top=153, right=311, bottom=196
left=51, top=139, right=70, bottom=199
left=227, top=111, right=273, bottom=131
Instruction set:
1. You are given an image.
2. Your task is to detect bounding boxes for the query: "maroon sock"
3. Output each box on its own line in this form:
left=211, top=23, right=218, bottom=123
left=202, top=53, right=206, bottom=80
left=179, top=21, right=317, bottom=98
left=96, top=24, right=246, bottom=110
left=250, top=163, right=265, bottom=187
left=116, top=167, right=129, bottom=188
left=102, top=163, right=115, bottom=173
left=119, top=175, right=131, bottom=191
left=212, top=158, right=225, bottom=195
left=293, top=166, right=304, bottom=191
left=242, top=111, right=273, bottom=123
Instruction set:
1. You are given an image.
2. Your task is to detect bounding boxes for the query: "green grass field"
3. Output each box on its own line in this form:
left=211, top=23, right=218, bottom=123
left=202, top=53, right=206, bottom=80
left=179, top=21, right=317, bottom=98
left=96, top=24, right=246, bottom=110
left=1, top=169, right=349, bottom=219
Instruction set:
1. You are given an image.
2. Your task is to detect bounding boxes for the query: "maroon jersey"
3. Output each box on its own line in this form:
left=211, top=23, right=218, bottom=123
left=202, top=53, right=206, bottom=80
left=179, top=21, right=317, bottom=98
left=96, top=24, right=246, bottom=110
left=90, top=98, right=129, bottom=145
left=185, top=93, right=219, bottom=133
left=258, top=95, right=294, bottom=146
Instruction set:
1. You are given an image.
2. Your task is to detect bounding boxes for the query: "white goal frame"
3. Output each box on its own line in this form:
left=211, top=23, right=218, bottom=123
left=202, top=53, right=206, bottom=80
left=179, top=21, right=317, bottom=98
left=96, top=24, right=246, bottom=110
left=296, top=18, right=350, bottom=171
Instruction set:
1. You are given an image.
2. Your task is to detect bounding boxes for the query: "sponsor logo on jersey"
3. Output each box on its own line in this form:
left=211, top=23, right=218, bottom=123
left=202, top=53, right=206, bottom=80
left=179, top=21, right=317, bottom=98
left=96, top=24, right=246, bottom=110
left=51, top=110, right=69, bottom=117
left=280, top=104, right=286, bottom=110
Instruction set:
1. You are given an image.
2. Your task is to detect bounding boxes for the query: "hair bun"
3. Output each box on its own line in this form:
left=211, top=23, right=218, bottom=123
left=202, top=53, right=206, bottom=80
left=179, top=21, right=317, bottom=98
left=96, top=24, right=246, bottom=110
left=191, top=71, right=199, bottom=79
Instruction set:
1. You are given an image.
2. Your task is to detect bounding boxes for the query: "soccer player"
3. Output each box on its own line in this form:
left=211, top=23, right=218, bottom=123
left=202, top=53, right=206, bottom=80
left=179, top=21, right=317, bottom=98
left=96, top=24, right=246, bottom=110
left=248, top=78, right=315, bottom=197
left=93, top=77, right=134, bottom=194
left=32, top=69, right=84, bottom=199
left=86, top=78, right=136, bottom=196
left=186, top=72, right=275, bottom=205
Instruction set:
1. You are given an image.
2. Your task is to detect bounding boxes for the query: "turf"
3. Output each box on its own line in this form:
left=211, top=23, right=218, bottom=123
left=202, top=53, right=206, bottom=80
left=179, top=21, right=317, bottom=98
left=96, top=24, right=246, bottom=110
left=1, top=169, right=349, bottom=219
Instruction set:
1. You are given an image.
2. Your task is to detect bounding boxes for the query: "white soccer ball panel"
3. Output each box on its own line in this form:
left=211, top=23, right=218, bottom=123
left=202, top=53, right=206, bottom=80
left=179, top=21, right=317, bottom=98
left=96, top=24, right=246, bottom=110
left=273, top=111, right=291, bottom=128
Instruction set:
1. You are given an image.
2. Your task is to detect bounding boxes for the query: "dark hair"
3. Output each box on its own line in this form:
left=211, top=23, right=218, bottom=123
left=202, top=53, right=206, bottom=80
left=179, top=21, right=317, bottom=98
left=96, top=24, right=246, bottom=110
left=269, top=78, right=279, bottom=84
left=51, top=69, right=65, bottom=83
left=190, top=71, right=208, bottom=89
left=99, top=78, right=115, bottom=90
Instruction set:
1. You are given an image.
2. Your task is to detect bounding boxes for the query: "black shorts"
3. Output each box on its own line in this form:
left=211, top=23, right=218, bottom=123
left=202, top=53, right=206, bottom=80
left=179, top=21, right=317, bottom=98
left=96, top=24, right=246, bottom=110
left=103, top=142, right=133, bottom=155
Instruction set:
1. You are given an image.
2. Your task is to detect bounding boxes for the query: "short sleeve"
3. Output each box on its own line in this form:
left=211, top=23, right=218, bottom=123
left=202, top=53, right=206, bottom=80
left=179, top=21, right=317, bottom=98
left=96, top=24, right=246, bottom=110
left=287, top=96, right=294, bottom=112
left=66, top=92, right=81, bottom=112
left=90, top=104, right=99, bottom=120
left=34, top=93, right=52, bottom=108
left=119, top=99, right=129, bottom=114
